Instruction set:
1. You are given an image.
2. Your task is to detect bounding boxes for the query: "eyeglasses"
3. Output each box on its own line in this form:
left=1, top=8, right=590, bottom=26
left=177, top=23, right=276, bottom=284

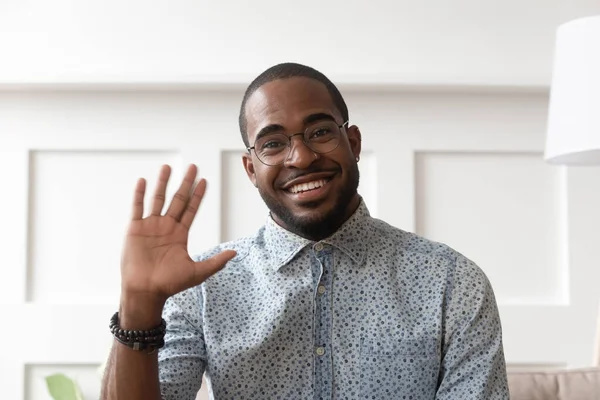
left=247, top=120, right=348, bottom=166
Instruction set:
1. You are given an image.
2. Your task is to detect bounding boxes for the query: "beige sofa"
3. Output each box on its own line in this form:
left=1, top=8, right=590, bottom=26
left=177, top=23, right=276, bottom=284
left=508, top=367, right=600, bottom=399
left=507, top=307, right=600, bottom=399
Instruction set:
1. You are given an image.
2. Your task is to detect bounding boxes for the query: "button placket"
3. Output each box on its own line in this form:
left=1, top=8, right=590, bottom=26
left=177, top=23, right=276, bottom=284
left=312, top=244, right=333, bottom=399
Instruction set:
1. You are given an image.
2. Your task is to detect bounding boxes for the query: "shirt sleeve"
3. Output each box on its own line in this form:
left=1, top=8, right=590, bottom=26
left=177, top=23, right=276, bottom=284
left=158, top=286, right=207, bottom=400
left=435, top=254, right=510, bottom=399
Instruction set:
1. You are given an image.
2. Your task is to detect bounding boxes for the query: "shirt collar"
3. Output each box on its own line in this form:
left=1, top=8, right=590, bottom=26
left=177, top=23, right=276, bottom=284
left=262, top=198, right=374, bottom=271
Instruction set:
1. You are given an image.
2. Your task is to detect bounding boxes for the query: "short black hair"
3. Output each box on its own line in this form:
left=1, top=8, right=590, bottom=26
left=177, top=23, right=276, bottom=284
left=238, top=62, right=349, bottom=148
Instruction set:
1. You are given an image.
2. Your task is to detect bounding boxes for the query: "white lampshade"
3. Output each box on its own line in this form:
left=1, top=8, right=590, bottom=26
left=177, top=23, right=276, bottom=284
left=545, top=15, right=600, bottom=165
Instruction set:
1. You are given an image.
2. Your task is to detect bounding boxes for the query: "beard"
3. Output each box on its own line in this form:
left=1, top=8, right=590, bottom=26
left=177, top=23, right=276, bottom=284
left=258, top=161, right=360, bottom=240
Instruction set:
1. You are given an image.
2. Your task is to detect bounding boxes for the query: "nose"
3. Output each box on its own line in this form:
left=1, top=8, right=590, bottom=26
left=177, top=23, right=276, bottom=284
left=283, top=134, right=318, bottom=169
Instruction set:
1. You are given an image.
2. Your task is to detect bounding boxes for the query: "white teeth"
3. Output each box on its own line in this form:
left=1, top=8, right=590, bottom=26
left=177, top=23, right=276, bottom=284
left=289, top=179, right=327, bottom=194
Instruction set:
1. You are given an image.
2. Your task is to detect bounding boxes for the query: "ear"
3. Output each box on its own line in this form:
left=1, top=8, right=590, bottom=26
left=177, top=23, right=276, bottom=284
left=346, top=125, right=362, bottom=160
left=242, top=152, right=258, bottom=187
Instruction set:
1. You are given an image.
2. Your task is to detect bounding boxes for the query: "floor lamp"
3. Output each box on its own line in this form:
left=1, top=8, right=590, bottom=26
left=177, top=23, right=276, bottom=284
left=544, top=15, right=600, bottom=367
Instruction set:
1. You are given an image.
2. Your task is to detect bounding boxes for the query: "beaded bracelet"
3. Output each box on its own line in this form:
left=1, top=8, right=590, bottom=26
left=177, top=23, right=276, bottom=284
left=109, top=311, right=167, bottom=354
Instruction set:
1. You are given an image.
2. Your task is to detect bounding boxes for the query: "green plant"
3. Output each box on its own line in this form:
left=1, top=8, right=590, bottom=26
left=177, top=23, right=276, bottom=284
left=45, top=373, right=83, bottom=400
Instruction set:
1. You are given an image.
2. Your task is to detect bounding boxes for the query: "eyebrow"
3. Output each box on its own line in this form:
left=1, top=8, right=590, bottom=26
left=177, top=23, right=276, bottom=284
left=303, top=112, right=336, bottom=126
left=253, top=113, right=337, bottom=143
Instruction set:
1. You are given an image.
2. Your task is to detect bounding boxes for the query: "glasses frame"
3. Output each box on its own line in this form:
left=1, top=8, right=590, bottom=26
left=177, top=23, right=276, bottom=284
left=247, top=120, right=349, bottom=166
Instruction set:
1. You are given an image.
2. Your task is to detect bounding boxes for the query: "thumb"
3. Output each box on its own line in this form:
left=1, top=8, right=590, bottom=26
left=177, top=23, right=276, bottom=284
left=192, top=250, right=237, bottom=286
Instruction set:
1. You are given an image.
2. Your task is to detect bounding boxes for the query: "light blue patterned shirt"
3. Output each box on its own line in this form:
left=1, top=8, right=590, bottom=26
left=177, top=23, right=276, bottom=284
left=158, top=200, right=509, bottom=399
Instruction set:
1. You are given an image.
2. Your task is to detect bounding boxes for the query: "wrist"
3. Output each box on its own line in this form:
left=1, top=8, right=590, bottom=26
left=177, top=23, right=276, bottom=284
left=119, top=291, right=166, bottom=330
left=110, top=310, right=166, bottom=353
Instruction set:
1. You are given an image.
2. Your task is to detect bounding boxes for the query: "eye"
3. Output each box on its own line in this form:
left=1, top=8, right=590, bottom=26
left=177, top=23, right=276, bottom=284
left=257, top=136, right=287, bottom=151
left=308, top=125, right=336, bottom=142
left=310, top=127, right=331, bottom=139
left=263, top=140, right=285, bottom=149
left=312, top=128, right=331, bottom=138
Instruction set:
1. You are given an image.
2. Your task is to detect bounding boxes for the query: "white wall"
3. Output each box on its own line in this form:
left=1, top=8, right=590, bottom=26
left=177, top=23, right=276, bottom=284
left=1, top=0, right=600, bottom=87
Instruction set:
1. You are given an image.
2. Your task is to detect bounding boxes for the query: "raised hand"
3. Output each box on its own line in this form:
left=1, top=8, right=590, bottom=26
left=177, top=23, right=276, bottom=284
left=120, top=164, right=236, bottom=307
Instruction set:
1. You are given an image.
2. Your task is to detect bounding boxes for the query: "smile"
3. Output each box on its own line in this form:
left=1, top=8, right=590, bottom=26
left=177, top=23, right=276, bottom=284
left=287, top=178, right=331, bottom=194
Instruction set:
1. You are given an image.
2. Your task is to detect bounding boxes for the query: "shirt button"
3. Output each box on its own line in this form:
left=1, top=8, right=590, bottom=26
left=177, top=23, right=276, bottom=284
left=315, top=346, right=325, bottom=356
left=317, top=285, right=326, bottom=295
left=314, top=242, right=324, bottom=251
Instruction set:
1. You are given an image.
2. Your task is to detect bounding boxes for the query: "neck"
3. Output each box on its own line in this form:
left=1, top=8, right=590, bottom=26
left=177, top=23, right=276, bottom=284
left=273, top=194, right=362, bottom=241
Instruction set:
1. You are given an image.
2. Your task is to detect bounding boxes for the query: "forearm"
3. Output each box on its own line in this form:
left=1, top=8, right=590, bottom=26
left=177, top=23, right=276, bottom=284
left=101, top=341, right=162, bottom=400
left=100, top=295, right=166, bottom=400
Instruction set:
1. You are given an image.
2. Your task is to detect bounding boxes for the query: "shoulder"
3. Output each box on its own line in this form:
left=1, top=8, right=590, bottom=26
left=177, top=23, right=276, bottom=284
left=189, top=225, right=275, bottom=281
left=191, top=230, right=261, bottom=264
left=164, top=229, right=263, bottom=311
left=370, top=217, right=488, bottom=283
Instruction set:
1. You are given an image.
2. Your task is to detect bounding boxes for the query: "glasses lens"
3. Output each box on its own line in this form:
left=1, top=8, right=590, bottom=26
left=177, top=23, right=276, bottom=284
left=254, top=133, right=289, bottom=165
left=304, top=121, right=341, bottom=154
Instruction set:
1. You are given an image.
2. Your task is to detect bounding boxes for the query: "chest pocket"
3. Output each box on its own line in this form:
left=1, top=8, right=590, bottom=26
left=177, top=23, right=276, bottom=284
left=359, top=336, right=440, bottom=399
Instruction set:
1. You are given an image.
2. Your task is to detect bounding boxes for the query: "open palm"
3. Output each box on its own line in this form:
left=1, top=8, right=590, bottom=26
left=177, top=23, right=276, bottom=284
left=121, top=164, right=235, bottom=302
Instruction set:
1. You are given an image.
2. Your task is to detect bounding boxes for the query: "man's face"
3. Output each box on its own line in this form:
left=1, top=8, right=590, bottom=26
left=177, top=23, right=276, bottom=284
left=242, top=77, right=362, bottom=239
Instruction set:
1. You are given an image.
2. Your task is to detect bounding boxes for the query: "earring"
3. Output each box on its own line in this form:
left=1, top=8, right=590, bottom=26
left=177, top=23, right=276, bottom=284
left=355, top=156, right=360, bottom=162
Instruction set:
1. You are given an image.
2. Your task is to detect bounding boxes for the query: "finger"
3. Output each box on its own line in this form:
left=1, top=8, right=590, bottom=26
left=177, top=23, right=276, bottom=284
left=165, top=164, right=197, bottom=220
left=151, top=165, right=171, bottom=216
left=191, top=250, right=237, bottom=286
left=131, top=178, right=146, bottom=220
left=179, top=179, right=207, bottom=230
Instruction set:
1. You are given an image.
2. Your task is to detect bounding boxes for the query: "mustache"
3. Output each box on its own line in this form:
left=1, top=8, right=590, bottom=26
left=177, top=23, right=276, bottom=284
left=277, top=167, right=340, bottom=187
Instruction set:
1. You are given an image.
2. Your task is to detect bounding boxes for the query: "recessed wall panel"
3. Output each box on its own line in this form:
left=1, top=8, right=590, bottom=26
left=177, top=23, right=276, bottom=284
left=221, top=151, right=269, bottom=242
left=28, top=150, right=182, bottom=303
left=414, top=151, right=564, bottom=304
left=357, top=151, right=377, bottom=217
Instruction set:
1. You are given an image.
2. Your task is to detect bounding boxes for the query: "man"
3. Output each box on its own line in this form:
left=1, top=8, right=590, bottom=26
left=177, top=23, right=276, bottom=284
left=101, top=63, right=509, bottom=399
